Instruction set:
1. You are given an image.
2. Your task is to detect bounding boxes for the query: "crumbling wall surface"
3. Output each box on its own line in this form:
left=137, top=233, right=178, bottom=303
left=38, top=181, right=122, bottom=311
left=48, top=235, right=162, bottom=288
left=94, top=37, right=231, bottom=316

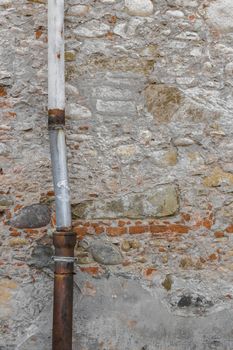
left=1, top=0, right=233, bottom=349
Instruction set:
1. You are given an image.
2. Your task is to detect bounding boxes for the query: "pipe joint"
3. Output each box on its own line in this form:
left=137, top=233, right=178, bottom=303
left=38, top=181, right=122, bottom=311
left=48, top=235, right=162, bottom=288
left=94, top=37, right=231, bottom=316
left=48, top=108, right=65, bottom=129
left=53, top=231, right=76, bottom=257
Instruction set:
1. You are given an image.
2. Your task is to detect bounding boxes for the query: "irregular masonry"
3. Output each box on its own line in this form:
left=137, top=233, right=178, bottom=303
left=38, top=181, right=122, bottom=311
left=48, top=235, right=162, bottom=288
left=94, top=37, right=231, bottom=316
left=1, top=0, right=233, bottom=348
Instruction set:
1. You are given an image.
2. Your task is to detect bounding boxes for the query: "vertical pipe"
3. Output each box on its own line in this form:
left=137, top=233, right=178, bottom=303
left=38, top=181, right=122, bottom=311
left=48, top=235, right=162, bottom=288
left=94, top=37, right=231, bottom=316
left=48, top=0, right=71, bottom=230
left=48, top=1, right=75, bottom=349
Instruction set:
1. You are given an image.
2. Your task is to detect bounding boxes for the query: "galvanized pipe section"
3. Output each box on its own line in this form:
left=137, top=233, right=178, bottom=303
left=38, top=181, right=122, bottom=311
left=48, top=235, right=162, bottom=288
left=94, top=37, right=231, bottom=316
left=48, top=0, right=75, bottom=349
left=48, top=0, right=65, bottom=111
left=48, top=0, right=71, bottom=231
left=49, top=128, right=72, bottom=230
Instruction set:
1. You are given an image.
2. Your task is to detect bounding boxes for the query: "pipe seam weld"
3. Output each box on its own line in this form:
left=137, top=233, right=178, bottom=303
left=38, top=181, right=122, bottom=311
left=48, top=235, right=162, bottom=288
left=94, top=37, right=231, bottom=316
left=52, top=256, right=75, bottom=263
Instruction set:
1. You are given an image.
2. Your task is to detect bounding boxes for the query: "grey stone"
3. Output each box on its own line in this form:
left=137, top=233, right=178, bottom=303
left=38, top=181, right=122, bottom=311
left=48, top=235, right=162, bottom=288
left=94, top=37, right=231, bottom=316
left=146, top=184, right=179, bottom=217
left=0, top=143, right=10, bottom=156
left=74, top=20, right=110, bottom=38
left=144, top=84, right=183, bottom=123
left=0, top=196, right=14, bottom=209
left=89, top=241, right=123, bottom=265
left=207, top=0, right=233, bottom=33
left=67, top=5, right=89, bottom=17
left=166, top=10, right=184, bottom=18
left=9, top=204, right=51, bottom=228
left=96, top=100, right=136, bottom=116
left=66, top=103, right=92, bottom=120
left=149, top=147, right=178, bottom=167
left=93, top=86, right=135, bottom=101
left=72, top=184, right=179, bottom=219
left=28, top=244, right=53, bottom=269
left=173, top=137, right=194, bottom=146
left=125, top=0, right=154, bottom=16
left=178, top=295, right=192, bottom=307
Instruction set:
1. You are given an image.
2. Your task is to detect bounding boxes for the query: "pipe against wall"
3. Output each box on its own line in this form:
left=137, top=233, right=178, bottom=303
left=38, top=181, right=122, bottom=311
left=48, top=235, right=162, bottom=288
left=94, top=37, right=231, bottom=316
left=48, top=1, right=75, bottom=349
left=48, top=0, right=72, bottom=230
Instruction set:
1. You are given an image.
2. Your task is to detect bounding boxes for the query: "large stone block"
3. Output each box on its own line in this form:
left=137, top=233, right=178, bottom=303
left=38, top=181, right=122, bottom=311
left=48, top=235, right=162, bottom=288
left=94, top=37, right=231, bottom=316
left=89, top=240, right=123, bottom=265
left=207, top=0, right=233, bottom=33
left=28, top=244, right=53, bottom=269
left=144, top=84, right=183, bottom=123
left=74, top=20, right=110, bottom=38
left=72, top=184, right=179, bottom=219
left=9, top=204, right=51, bottom=229
left=125, top=0, right=154, bottom=16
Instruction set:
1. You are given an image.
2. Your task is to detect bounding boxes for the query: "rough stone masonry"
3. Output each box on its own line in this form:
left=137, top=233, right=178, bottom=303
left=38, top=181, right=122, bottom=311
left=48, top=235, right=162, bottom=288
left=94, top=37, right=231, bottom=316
left=1, top=0, right=233, bottom=349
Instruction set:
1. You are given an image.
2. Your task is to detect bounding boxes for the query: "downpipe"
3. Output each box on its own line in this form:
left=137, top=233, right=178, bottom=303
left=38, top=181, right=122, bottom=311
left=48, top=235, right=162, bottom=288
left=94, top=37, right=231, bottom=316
left=48, top=0, right=76, bottom=348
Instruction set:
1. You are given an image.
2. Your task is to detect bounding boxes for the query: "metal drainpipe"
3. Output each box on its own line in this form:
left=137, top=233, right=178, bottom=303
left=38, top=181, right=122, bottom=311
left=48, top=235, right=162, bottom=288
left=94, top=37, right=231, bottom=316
left=48, top=1, right=75, bottom=349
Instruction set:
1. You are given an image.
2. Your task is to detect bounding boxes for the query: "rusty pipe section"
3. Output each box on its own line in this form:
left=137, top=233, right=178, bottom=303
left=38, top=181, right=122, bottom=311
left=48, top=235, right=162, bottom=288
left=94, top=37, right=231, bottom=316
left=53, top=231, right=76, bottom=350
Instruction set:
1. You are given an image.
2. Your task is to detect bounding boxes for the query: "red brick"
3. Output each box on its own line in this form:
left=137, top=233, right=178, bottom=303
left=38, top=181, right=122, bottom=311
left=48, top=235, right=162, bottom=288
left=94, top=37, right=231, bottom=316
left=181, top=213, right=191, bottom=222
left=0, top=86, right=7, bottom=97
left=150, top=225, right=168, bottom=234
left=94, top=226, right=105, bottom=235
left=118, top=220, right=126, bottom=227
left=226, top=225, right=233, bottom=233
left=168, top=224, right=189, bottom=234
left=73, top=226, right=88, bottom=238
left=80, top=266, right=103, bottom=276
left=129, top=225, right=149, bottom=234
left=35, top=29, right=43, bottom=39
left=144, top=267, right=157, bottom=278
left=214, top=231, right=225, bottom=238
left=24, top=228, right=38, bottom=234
left=106, top=226, right=127, bottom=236
left=14, top=204, right=23, bottom=212
left=208, top=253, right=218, bottom=261
left=150, top=223, right=189, bottom=235
left=202, top=219, right=212, bottom=230
left=10, top=230, right=21, bottom=237
left=47, top=190, right=55, bottom=197
left=158, top=246, right=166, bottom=252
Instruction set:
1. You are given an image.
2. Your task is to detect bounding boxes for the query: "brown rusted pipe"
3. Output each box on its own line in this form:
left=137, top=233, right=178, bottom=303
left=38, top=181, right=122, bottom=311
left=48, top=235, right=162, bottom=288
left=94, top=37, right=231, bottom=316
left=53, top=231, right=76, bottom=350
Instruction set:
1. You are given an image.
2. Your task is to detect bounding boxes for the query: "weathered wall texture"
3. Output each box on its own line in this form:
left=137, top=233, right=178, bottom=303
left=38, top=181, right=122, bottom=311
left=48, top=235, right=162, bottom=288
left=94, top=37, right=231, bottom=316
left=1, top=0, right=233, bottom=348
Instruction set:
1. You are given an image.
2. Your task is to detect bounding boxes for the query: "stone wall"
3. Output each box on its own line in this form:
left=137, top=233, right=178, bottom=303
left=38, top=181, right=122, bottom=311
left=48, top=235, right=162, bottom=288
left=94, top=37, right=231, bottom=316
left=1, top=0, right=233, bottom=349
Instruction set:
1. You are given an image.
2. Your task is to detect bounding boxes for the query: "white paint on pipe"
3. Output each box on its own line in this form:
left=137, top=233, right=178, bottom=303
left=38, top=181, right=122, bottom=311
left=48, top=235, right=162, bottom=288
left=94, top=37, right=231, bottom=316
left=48, top=0, right=65, bottom=110
left=48, top=0, right=72, bottom=229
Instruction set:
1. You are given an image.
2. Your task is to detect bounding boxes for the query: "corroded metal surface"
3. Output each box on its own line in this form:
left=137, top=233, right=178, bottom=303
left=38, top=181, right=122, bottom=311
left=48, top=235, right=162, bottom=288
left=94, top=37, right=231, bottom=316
left=53, top=232, right=76, bottom=350
left=48, top=109, right=65, bottom=128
